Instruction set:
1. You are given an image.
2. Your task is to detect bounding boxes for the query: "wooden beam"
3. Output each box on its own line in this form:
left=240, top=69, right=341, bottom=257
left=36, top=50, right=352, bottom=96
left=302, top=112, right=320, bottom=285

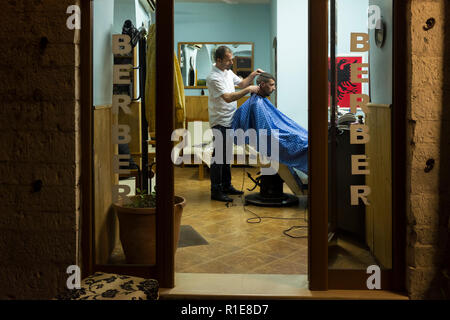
left=80, top=0, right=93, bottom=279
left=308, top=0, right=329, bottom=291
left=156, top=0, right=175, bottom=288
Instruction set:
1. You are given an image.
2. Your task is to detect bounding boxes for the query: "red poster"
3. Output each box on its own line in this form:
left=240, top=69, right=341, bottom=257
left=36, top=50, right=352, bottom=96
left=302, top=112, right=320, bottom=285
left=328, top=57, right=363, bottom=109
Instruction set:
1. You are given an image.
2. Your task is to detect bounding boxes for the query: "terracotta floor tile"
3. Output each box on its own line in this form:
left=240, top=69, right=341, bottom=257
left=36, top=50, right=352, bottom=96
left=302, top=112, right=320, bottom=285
left=252, top=260, right=307, bottom=275
left=217, top=248, right=276, bottom=271
left=278, top=251, right=308, bottom=266
left=183, top=238, right=242, bottom=260
left=204, top=210, right=236, bottom=222
left=328, top=234, right=379, bottom=269
left=175, top=249, right=206, bottom=272
left=113, top=167, right=379, bottom=275
left=173, top=166, right=310, bottom=275
left=215, top=230, right=270, bottom=247
left=175, top=166, right=386, bottom=275
left=246, top=238, right=302, bottom=259
left=183, top=259, right=239, bottom=274
left=279, top=234, right=308, bottom=247
left=195, top=226, right=237, bottom=240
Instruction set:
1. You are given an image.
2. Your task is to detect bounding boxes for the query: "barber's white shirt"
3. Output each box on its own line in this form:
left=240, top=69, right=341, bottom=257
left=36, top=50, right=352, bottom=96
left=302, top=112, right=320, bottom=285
left=206, top=64, right=242, bottom=128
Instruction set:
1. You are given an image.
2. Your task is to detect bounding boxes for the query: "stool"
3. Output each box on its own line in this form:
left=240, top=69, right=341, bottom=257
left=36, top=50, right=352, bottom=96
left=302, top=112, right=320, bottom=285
left=55, top=272, right=159, bottom=300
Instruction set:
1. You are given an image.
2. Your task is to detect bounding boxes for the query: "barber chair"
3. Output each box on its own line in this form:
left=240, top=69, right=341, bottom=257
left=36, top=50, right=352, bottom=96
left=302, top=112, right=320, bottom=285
left=245, top=172, right=299, bottom=207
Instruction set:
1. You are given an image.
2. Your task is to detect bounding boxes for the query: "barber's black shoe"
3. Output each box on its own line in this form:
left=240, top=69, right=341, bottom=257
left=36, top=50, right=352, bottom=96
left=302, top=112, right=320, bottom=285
left=223, top=185, right=244, bottom=195
left=211, top=191, right=233, bottom=202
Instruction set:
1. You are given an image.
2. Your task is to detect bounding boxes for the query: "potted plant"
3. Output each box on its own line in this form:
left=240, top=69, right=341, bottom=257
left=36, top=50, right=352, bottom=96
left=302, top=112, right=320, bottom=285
left=113, top=189, right=186, bottom=265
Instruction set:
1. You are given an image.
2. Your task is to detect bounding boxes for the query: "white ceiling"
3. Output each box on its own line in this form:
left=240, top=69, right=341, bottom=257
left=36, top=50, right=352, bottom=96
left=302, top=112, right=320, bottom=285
left=175, top=0, right=271, bottom=4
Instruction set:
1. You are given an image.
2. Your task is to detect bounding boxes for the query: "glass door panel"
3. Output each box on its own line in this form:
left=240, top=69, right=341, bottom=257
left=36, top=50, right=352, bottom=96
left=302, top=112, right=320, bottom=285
left=92, top=0, right=157, bottom=268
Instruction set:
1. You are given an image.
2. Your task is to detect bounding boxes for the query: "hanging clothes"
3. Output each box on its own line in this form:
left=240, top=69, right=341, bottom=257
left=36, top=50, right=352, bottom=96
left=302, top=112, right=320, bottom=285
left=145, top=24, right=186, bottom=133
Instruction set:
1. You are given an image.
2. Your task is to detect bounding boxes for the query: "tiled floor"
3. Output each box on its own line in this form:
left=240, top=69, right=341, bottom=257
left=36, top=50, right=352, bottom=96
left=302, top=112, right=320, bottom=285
left=174, top=165, right=309, bottom=275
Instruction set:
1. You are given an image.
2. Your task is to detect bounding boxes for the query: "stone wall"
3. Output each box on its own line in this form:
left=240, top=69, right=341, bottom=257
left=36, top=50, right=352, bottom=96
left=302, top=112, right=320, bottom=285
left=0, top=0, right=81, bottom=299
left=406, top=0, right=450, bottom=299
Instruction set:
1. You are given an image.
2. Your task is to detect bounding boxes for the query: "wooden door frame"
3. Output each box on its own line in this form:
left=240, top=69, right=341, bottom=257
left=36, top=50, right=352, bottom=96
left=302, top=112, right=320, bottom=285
left=308, top=0, right=329, bottom=291
left=80, top=0, right=176, bottom=288
left=391, top=0, right=407, bottom=293
left=80, top=0, right=93, bottom=280
left=325, top=0, right=407, bottom=291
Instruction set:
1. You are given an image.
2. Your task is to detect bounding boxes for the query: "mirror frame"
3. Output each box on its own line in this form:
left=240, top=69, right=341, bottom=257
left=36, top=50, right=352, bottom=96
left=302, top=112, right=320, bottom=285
left=177, top=41, right=254, bottom=89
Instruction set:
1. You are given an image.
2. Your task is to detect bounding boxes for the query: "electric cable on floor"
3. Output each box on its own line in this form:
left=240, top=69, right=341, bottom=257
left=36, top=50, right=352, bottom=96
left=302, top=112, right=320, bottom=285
left=223, top=166, right=308, bottom=239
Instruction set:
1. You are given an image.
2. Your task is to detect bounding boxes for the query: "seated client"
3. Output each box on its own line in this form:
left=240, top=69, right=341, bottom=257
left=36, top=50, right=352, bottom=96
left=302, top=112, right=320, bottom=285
left=231, top=73, right=309, bottom=175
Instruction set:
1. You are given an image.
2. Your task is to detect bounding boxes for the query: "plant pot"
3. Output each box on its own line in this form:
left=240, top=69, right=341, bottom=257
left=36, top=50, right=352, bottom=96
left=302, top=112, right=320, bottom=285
left=113, top=195, right=186, bottom=265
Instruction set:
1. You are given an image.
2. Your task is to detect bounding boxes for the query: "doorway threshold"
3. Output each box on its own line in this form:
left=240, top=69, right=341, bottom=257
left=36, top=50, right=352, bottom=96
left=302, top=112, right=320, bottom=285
left=159, top=273, right=408, bottom=300
left=160, top=273, right=308, bottom=300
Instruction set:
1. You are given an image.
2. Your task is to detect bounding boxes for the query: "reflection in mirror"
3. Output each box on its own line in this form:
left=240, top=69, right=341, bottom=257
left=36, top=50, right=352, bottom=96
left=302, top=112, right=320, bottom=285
left=178, top=42, right=254, bottom=88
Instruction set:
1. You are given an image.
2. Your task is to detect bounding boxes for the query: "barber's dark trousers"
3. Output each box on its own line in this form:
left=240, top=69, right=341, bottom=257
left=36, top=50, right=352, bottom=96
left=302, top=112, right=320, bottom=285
left=210, top=125, right=232, bottom=193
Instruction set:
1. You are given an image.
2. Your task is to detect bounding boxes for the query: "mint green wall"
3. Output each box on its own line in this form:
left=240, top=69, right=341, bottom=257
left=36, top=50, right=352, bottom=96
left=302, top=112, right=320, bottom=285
left=174, top=2, right=272, bottom=96
left=276, top=0, right=309, bottom=129
left=94, top=0, right=151, bottom=106
left=113, top=0, right=136, bottom=34
left=369, top=0, right=393, bottom=105
left=270, top=0, right=277, bottom=106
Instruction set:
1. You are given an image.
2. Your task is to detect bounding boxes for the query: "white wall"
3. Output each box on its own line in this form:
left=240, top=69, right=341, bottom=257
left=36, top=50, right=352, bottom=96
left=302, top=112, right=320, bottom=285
left=136, top=0, right=151, bottom=30
left=174, top=2, right=272, bottom=96
left=113, top=0, right=136, bottom=34
left=369, top=0, right=393, bottom=104
left=276, top=0, right=309, bottom=129
left=93, top=0, right=115, bottom=106
left=270, top=0, right=277, bottom=75
left=270, top=0, right=277, bottom=106
left=275, top=0, right=370, bottom=128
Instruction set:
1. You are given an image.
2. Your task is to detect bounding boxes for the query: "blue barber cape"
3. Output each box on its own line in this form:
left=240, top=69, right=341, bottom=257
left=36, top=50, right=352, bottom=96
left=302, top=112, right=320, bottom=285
left=231, top=94, right=308, bottom=175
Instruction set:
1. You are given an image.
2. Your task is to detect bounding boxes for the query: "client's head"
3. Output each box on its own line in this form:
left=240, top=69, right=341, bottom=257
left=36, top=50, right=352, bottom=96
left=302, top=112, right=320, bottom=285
left=256, top=72, right=276, bottom=97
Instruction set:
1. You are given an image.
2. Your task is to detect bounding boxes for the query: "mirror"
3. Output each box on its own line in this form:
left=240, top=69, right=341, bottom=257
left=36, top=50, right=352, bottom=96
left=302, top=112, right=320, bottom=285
left=178, top=42, right=254, bottom=88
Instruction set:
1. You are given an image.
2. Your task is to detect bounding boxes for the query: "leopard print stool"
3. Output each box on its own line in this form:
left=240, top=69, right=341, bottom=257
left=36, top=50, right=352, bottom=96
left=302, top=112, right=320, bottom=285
left=56, top=272, right=159, bottom=300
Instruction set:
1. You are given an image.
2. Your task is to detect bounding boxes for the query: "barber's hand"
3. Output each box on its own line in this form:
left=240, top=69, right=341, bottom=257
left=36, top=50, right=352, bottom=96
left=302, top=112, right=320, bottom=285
left=251, top=69, right=264, bottom=78
left=247, top=85, right=260, bottom=94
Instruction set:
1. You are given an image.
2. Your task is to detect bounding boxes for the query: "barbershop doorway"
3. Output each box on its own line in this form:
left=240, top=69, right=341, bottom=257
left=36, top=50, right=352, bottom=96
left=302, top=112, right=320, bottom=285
left=85, top=0, right=403, bottom=292
left=172, top=0, right=309, bottom=283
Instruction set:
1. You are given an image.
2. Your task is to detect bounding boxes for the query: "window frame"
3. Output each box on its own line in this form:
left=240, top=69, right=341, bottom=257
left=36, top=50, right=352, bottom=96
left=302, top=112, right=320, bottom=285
left=80, top=0, right=406, bottom=292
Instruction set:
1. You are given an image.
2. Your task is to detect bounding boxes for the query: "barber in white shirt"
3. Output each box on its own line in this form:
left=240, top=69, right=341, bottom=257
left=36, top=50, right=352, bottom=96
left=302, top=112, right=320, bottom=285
left=206, top=45, right=263, bottom=202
